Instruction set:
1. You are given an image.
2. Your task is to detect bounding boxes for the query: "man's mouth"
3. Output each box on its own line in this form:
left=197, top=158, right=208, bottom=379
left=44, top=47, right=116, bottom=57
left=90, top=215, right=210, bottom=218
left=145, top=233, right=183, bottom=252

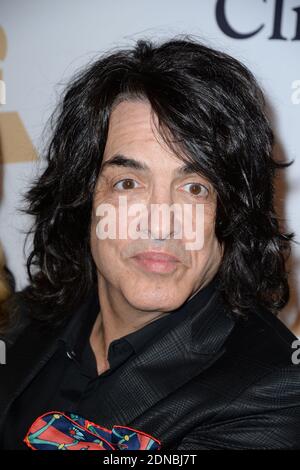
left=131, top=251, right=180, bottom=274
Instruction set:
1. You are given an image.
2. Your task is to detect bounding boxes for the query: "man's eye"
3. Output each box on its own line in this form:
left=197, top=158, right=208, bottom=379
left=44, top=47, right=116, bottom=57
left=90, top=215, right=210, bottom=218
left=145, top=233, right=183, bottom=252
left=181, top=183, right=208, bottom=198
left=113, top=179, right=140, bottom=190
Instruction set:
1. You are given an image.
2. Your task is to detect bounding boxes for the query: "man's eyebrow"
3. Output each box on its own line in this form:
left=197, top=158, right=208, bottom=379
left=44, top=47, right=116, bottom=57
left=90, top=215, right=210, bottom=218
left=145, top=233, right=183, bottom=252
left=175, top=161, right=202, bottom=176
left=101, top=155, right=150, bottom=172
left=101, top=154, right=202, bottom=177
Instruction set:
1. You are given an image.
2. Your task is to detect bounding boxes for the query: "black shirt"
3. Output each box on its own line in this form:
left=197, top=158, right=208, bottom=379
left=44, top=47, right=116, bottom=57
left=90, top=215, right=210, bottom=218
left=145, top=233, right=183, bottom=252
left=1, top=275, right=219, bottom=449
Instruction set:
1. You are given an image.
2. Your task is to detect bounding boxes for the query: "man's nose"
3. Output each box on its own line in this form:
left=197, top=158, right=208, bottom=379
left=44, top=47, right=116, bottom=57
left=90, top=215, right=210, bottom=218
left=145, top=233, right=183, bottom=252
left=144, top=186, right=176, bottom=240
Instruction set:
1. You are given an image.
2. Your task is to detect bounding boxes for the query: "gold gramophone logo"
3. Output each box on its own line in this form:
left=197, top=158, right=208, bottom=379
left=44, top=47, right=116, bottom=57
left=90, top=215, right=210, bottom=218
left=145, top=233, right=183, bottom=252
left=0, top=25, right=36, bottom=164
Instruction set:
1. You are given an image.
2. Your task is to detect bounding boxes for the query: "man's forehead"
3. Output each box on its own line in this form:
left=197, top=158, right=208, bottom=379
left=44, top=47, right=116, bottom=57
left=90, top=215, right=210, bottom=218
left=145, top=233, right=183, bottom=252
left=108, top=99, right=154, bottom=129
left=103, top=99, right=179, bottom=167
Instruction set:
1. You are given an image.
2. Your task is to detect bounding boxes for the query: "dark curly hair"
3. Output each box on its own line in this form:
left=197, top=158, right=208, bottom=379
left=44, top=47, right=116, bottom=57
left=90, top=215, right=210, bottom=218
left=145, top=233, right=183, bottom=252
left=5, top=35, right=294, bottom=329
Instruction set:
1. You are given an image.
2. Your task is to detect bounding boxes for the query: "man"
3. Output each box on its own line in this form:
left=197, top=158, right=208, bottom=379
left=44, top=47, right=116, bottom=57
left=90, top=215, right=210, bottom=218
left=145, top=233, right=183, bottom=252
left=0, top=36, right=299, bottom=450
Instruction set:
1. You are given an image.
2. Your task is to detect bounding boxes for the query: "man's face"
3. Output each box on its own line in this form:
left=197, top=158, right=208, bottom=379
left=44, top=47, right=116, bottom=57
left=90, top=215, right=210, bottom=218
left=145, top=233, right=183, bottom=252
left=90, top=99, right=222, bottom=312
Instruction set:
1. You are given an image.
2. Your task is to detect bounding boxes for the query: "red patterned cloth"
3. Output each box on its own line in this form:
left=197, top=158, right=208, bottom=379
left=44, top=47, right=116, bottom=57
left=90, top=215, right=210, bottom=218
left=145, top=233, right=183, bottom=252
left=24, top=411, right=161, bottom=450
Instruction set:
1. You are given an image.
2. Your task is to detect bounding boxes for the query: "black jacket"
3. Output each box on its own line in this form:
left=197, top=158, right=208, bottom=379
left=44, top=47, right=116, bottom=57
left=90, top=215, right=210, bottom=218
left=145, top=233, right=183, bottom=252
left=0, top=286, right=300, bottom=450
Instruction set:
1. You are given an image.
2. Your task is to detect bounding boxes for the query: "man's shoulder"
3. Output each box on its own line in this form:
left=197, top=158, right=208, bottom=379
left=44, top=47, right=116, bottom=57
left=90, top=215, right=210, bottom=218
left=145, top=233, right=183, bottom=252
left=0, top=286, right=96, bottom=348
left=225, top=302, right=298, bottom=370
left=0, top=290, right=31, bottom=346
left=0, top=288, right=64, bottom=347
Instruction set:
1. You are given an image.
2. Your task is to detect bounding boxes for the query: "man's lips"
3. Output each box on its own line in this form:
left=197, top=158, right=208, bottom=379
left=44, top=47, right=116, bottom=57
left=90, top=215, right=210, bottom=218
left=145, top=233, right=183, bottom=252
left=131, top=251, right=180, bottom=273
left=133, top=251, right=179, bottom=262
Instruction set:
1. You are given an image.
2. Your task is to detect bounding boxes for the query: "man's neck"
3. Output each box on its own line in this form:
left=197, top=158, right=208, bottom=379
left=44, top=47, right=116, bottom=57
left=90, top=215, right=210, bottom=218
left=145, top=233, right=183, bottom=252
left=89, top=280, right=167, bottom=374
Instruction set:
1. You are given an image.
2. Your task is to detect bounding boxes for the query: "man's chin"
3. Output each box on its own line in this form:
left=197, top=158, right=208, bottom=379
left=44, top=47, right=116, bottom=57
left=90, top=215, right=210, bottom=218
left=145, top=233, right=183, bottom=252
left=124, top=292, right=188, bottom=314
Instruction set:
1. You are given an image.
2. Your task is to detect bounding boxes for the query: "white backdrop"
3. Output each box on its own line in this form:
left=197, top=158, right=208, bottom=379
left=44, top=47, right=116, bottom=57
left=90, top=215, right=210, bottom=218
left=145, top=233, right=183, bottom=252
left=0, top=0, right=299, bottom=330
